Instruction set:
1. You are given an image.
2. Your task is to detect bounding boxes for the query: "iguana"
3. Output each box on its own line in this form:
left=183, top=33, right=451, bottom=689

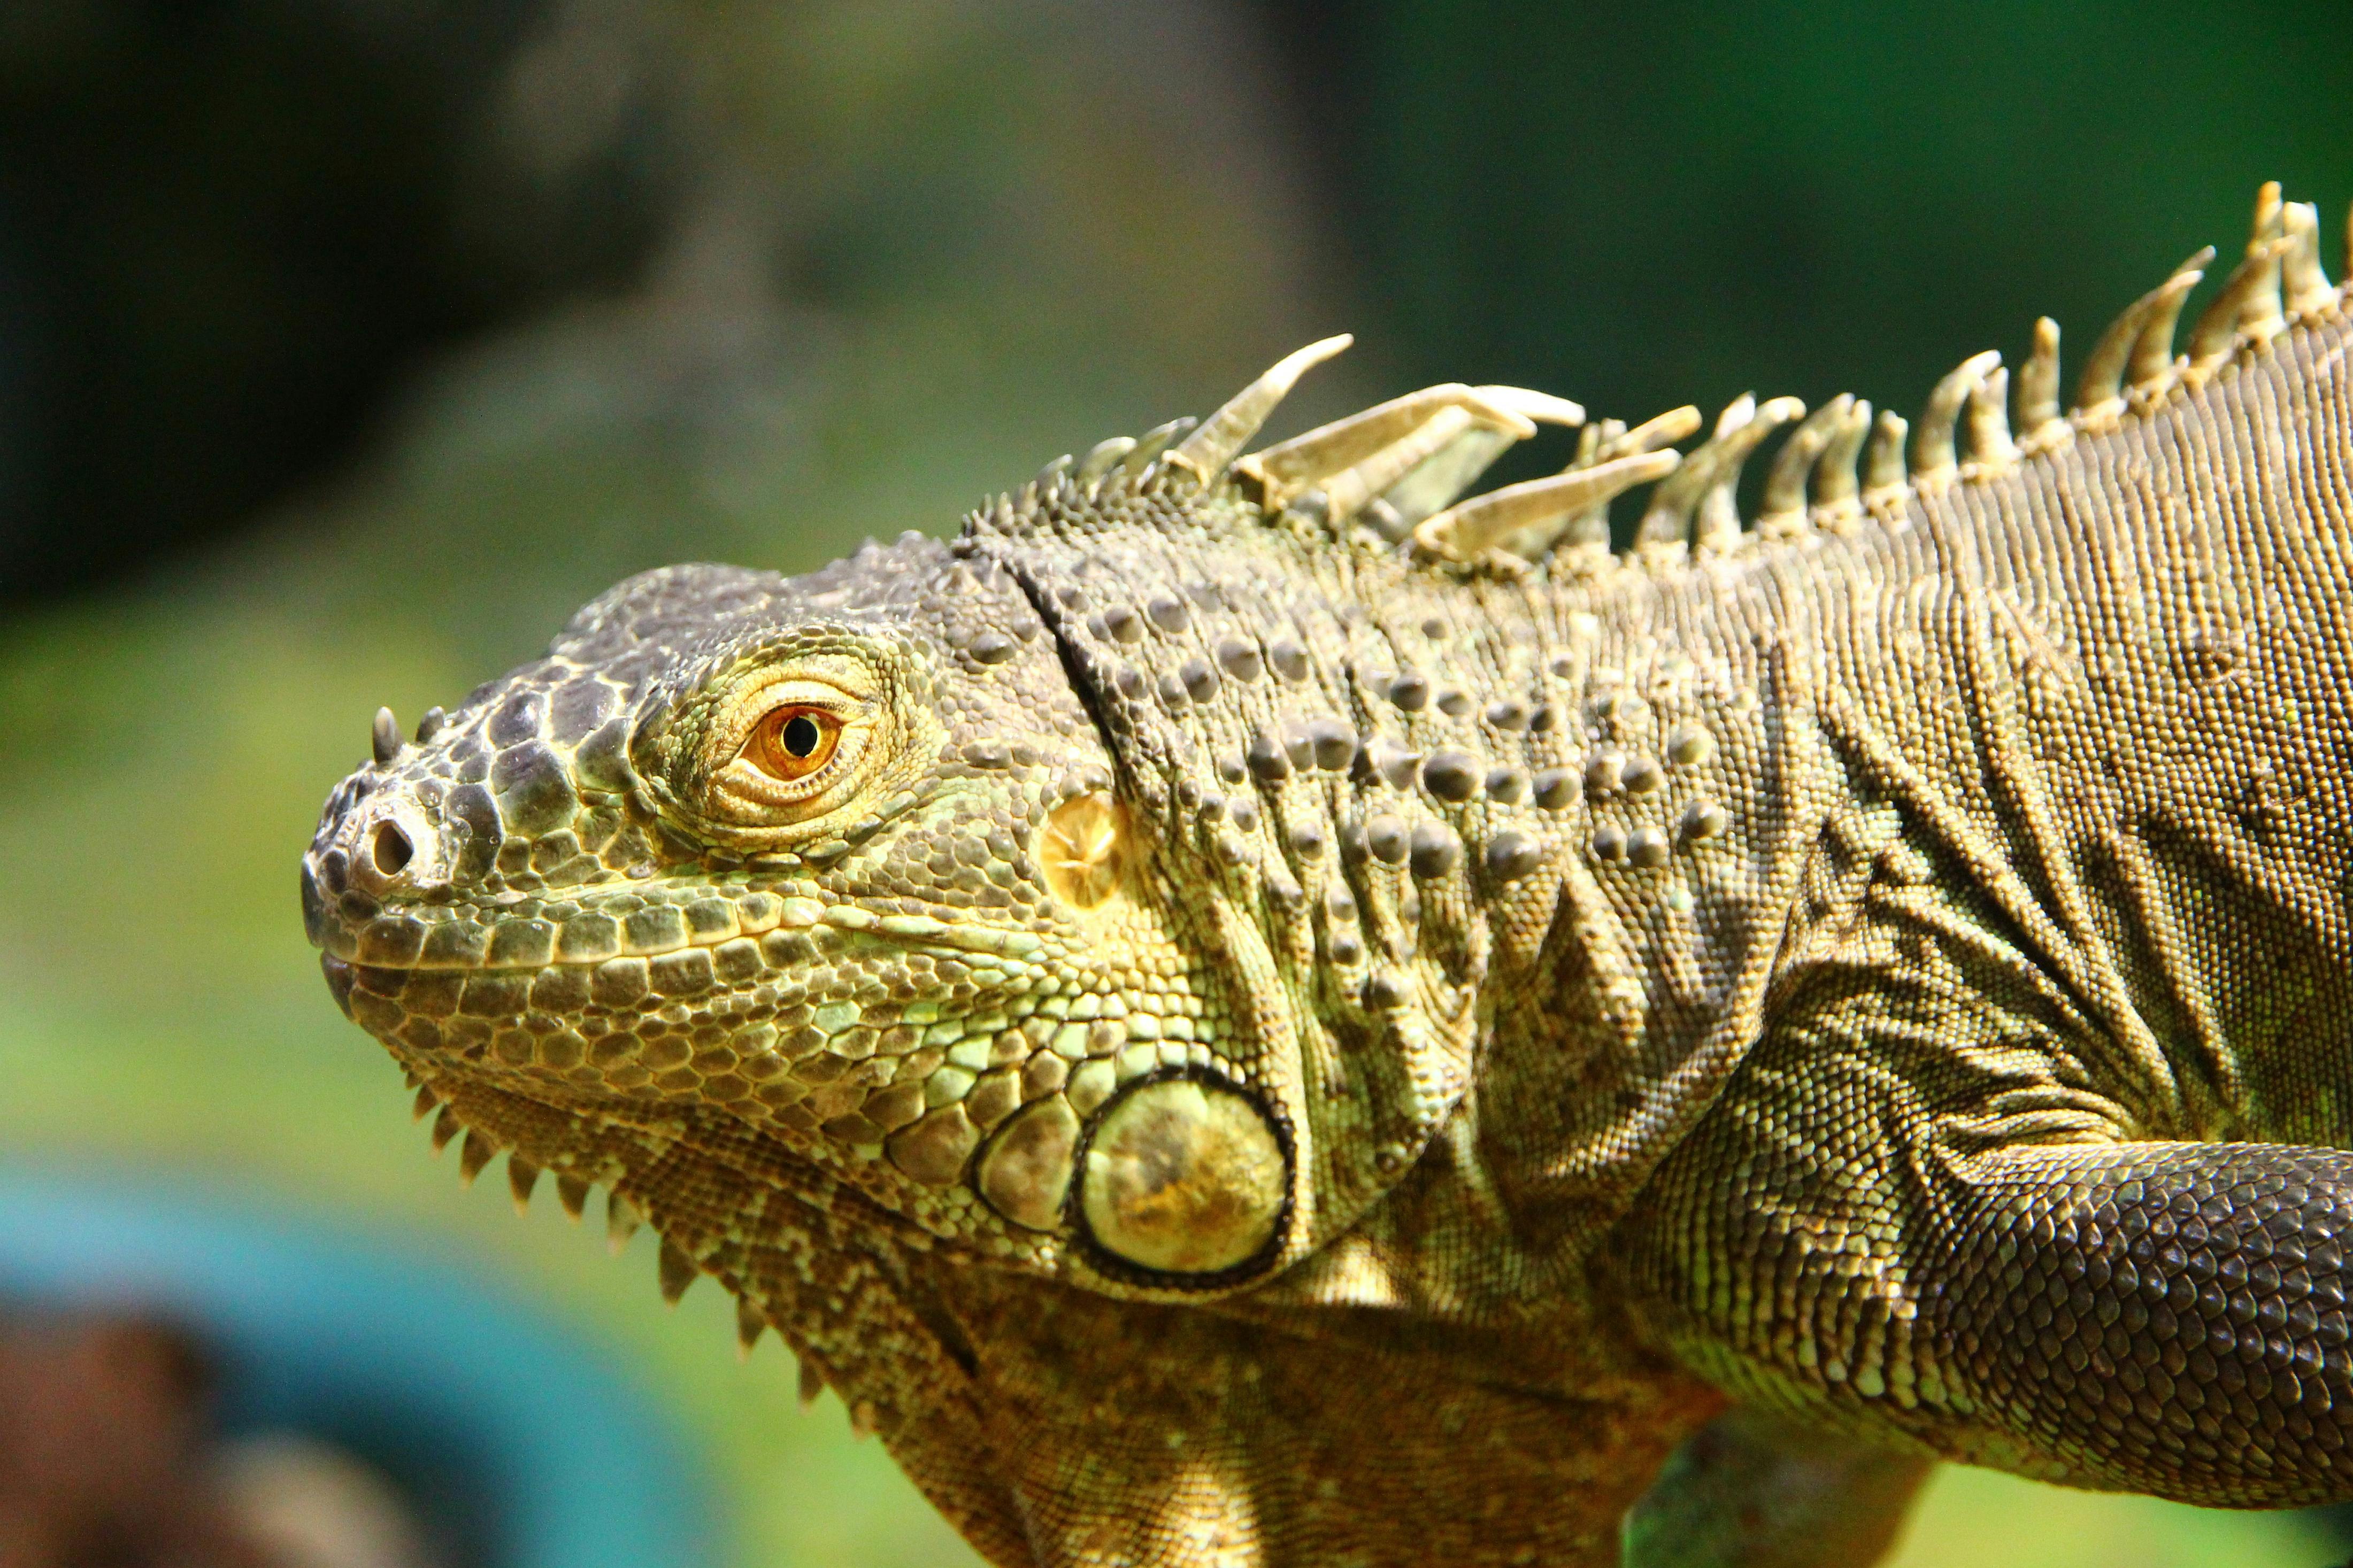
left=303, top=181, right=2353, bottom=1566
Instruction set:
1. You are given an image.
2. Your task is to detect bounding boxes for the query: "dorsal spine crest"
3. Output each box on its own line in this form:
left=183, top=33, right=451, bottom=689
left=962, top=180, right=2349, bottom=591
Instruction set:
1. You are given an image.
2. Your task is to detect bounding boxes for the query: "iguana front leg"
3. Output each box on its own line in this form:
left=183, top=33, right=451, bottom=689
left=1921, top=1140, right=2353, bottom=1502
left=1627, top=1105, right=2353, bottom=1507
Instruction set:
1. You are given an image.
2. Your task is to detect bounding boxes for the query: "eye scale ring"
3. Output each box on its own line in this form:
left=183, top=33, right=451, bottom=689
left=688, top=659, right=902, bottom=830
left=747, top=705, right=843, bottom=781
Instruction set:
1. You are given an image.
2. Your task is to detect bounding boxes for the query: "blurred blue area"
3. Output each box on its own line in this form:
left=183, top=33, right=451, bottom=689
left=0, top=1166, right=718, bottom=1568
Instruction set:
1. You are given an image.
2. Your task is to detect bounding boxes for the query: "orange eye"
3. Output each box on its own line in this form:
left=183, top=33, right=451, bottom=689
left=748, top=706, right=842, bottom=781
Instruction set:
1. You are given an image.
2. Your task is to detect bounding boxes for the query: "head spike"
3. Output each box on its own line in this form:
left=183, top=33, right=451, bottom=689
left=1556, top=422, right=1616, bottom=550
left=2015, top=316, right=2064, bottom=447
left=1240, top=382, right=1581, bottom=526
left=1694, top=395, right=1804, bottom=551
left=2127, top=245, right=2213, bottom=395
left=1371, top=420, right=1516, bottom=529
left=1074, top=435, right=1135, bottom=485
left=1964, top=366, right=2018, bottom=471
left=1477, top=386, right=1588, bottom=427
left=1123, top=417, right=1195, bottom=475
left=1911, top=350, right=2001, bottom=485
left=1634, top=399, right=1774, bottom=549
left=411, top=1083, right=439, bottom=1122
left=1319, top=407, right=1480, bottom=527
left=1613, top=407, right=1705, bottom=453
left=2186, top=235, right=2292, bottom=370
left=2074, top=252, right=2206, bottom=423
left=1757, top=394, right=1853, bottom=535
left=1415, top=449, right=1679, bottom=563
left=1810, top=398, right=1872, bottom=530
left=1686, top=396, right=1750, bottom=546
left=1862, top=410, right=1910, bottom=506
left=1362, top=386, right=1586, bottom=528
left=1237, top=384, right=1515, bottom=505
left=2252, top=180, right=2284, bottom=233
left=797, top=1357, right=827, bottom=1409
left=735, top=1297, right=768, bottom=1360
left=458, top=1130, right=496, bottom=1186
left=507, top=1156, right=540, bottom=1216
left=2234, top=182, right=2287, bottom=346
left=372, top=707, right=403, bottom=767
left=1165, top=335, right=1353, bottom=486
left=555, top=1174, right=591, bottom=1221
left=2282, top=201, right=2333, bottom=316
left=430, top=1106, right=462, bottom=1153
left=657, top=1237, right=697, bottom=1304
left=606, top=1191, right=643, bottom=1254
left=1551, top=407, right=1700, bottom=553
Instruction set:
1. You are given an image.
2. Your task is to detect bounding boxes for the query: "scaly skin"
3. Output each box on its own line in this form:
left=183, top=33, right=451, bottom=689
left=305, top=187, right=2353, bottom=1565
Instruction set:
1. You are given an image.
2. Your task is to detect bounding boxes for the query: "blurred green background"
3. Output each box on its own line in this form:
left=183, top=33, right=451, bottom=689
left=1, top=2, right=2349, bottom=1564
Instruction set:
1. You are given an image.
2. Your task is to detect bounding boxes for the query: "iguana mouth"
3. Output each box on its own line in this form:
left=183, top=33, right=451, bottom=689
left=305, top=861, right=1049, bottom=971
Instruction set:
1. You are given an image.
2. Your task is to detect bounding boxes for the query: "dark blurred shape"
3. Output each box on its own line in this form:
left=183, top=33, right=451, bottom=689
left=0, top=0, right=672, bottom=605
left=1, top=1311, right=311, bottom=1567
left=0, top=1308, right=445, bottom=1568
left=0, top=1174, right=716, bottom=1568
left=0, top=1312, right=252, bottom=1565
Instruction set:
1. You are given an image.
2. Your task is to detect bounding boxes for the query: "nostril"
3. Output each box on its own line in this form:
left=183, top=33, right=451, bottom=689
left=370, top=820, right=414, bottom=879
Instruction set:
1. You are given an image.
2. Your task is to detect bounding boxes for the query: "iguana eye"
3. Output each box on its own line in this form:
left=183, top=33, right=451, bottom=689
left=748, top=706, right=842, bottom=781
left=700, top=672, right=879, bottom=823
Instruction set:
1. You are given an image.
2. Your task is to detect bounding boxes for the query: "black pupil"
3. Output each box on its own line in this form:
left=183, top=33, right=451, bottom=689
left=780, top=714, right=822, bottom=759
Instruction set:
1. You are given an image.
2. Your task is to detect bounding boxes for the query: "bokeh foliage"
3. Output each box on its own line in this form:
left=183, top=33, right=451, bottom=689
left=1350, top=0, right=2353, bottom=468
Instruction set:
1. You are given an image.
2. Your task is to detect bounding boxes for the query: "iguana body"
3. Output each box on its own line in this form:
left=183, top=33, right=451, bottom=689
left=304, top=183, right=2353, bottom=1565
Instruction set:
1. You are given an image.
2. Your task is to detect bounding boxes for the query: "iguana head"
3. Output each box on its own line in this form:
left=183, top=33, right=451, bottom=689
left=305, top=520, right=1303, bottom=1290
left=302, top=337, right=1667, bottom=1304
